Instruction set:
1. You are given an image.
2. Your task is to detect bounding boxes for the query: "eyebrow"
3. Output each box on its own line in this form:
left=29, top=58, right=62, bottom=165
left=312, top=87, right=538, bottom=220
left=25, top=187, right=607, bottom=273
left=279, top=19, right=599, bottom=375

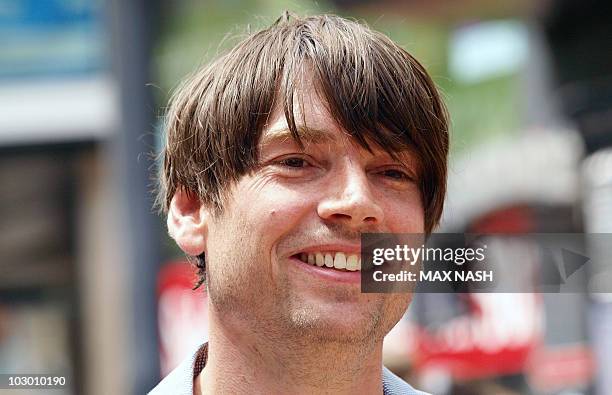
left=259, top=125, right=422, bottom=174
left=259, top=126, right=337, bottom=147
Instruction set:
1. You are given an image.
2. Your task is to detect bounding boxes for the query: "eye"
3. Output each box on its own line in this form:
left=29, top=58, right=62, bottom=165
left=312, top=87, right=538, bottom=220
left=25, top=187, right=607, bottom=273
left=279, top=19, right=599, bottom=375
left=279, top=157, right=309, bottom=168
left=380, top=168, right=413, bottom=182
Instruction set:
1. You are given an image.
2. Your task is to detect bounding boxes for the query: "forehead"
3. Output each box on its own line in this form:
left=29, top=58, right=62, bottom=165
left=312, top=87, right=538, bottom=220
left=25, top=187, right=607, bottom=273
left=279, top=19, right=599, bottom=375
left=260, top=81, right=347, bottom=147
left=264, top=77, right=330, bottom=135
left=260, top=87, right=419, bottom=166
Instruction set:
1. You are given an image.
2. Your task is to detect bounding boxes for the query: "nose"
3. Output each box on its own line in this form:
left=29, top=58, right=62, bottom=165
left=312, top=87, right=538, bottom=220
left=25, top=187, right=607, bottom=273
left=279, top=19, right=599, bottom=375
left=317, top=161, right=384, bottom=229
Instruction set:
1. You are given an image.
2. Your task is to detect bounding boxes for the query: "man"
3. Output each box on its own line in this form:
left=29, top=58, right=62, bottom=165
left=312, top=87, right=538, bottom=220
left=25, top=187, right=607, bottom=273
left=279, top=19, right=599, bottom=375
left=150, top=12, right=448, bottom=395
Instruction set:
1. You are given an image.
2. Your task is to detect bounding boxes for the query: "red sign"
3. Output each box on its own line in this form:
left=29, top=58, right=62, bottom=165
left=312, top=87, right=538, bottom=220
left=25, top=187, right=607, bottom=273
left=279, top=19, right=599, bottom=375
left=157, top=261, right=209, bottom=375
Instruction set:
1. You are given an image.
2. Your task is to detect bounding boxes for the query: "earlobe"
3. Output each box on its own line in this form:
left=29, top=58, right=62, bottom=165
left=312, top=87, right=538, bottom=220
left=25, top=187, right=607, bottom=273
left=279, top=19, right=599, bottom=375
left=167, top=188, right=208, bottom=256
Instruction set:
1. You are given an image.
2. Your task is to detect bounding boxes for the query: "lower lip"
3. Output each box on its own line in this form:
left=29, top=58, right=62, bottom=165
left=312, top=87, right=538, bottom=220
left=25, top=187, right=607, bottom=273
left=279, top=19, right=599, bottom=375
left=289, top=256, right=362, bottom=284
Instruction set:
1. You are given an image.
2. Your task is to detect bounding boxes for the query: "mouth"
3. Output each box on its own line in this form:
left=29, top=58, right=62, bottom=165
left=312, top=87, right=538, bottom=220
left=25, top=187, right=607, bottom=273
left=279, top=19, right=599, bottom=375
left=292, top=251, right=361, bottom=272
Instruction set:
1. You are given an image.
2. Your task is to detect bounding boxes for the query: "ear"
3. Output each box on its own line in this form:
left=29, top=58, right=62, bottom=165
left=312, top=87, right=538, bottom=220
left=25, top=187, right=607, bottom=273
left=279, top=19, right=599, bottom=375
left=167, top=188, right=208, bottom=256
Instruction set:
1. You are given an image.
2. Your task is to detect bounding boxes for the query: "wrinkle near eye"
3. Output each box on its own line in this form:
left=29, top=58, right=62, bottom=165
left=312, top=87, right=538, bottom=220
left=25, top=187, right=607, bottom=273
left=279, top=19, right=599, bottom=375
left=243, top=170, right=278, bottom=193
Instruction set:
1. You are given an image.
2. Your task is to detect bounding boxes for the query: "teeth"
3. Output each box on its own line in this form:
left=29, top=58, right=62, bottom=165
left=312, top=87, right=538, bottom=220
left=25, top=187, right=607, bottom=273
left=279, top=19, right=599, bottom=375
left=299, top=252, right=361, bottom=271
left=316, top=253, right=324, bottom=266
left=333, top=252, right=346, bottom=269
left=346, top=254, right=359, bottom=271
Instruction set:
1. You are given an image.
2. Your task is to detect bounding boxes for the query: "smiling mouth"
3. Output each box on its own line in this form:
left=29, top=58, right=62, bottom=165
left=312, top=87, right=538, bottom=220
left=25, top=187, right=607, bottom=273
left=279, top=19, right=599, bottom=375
left=294, top=252, right=361, bottom=271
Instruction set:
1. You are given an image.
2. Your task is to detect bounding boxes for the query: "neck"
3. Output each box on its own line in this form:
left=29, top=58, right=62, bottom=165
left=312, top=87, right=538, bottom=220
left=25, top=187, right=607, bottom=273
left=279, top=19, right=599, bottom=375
left=195, top=307, right=385, bottom=395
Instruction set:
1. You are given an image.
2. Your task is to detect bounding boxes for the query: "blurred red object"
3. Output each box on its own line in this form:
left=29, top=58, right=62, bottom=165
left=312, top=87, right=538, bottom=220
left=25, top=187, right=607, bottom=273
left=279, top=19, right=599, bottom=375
left=412, top=293, right=541, bottom=380
left=157, top=261, right=209, bottom=376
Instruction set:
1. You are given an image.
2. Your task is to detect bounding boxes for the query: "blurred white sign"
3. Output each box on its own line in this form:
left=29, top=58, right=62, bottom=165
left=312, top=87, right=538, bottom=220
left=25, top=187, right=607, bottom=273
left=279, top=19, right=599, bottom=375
left=449, top=20, right=528, bottom=84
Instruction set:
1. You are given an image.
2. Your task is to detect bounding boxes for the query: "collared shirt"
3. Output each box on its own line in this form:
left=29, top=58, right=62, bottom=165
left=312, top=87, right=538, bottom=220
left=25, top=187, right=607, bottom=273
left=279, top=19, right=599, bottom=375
left=149, top=343, right=429, bottom=395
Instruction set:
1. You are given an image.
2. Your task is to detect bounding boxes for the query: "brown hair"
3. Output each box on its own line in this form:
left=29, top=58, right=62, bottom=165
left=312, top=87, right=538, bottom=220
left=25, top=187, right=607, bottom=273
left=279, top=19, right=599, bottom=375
left=158, top=12, right=449, bottom=287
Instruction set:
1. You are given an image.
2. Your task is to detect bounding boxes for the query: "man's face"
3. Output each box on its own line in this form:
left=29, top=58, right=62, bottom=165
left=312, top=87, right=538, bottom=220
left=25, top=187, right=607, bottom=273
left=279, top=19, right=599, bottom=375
left=203, top=82, right=424, bottom=346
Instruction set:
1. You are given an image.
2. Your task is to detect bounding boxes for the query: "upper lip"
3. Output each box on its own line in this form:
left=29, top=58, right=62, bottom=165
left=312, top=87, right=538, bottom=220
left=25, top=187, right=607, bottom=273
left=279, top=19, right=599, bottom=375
left=291, top=244, right=361, bottom=256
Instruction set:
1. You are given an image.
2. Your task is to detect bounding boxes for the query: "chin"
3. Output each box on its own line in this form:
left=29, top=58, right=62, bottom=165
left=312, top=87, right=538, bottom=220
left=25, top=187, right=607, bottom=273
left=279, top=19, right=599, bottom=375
left=296, top=320, right=376, bottom=345
left=285, top=301, right=392, bottom=345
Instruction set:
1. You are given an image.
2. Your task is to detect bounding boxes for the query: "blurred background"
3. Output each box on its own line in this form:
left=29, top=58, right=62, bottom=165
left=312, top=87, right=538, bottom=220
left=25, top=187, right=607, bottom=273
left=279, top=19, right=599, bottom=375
left=0, top=0, right=611, bottom=394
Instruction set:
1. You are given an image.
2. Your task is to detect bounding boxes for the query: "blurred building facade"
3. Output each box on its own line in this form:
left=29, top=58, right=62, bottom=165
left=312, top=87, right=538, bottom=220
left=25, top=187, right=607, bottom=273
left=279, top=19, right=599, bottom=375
left=0, top=1, right=161, bottom=394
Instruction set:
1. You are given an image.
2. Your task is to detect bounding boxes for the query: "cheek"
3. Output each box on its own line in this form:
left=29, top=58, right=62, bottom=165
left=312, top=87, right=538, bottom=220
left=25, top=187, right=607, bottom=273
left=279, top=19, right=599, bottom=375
left=382, top=192, right=425, bottom=233
left=240, top=185, right=315, bottom=237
